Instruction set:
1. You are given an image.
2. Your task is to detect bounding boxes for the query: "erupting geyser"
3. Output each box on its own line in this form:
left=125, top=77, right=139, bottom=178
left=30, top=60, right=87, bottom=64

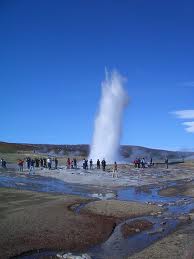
left=89, top=70, right=129, bottom=163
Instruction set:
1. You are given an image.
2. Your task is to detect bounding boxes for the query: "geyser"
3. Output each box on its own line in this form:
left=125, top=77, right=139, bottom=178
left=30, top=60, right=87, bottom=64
left=89, top=70, right=129, bottom=163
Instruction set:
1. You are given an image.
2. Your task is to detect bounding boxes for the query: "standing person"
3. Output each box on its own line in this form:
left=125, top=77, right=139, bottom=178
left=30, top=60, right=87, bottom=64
left=26, top=157, right=31, bottom=169
left=73, top=158, right=77, bottom=169
left=97, top=159, right=100, bottom=169
left=18, top=159, right=24, bottom=172
left=165, top=158, right=169, bottom=169
left=101, top=159, right=106, bottom=171
left=54, top=157, right=58, bottom=169
left=141, top=158, right=145, bottom=168
left=40, top=158, right=43, bottom=168
left=1, top=158, right=3, bottom=168
left=71, top=160, right=74, bottom=169
left=35, top=158, right=40, bottom=167
left=83, top=159, right=86, bottom=169
left=89, top=159, right=93, bottom=170
left=67, top=158, right=71, bottom=169
left=113, top=161, right=118, bottom=178
left=150, top=157, right=153, bottom=166
left=30, top=159, right=35, bottom=174
left=47, top=157, right=51, bottom=170
left=1, top=158, right=5, bottom=168
left=85, top=160, right=88, bottom=170
left=1, top=158, right=6, bottom=168
left=137, top=158, right=141, bottom=168
left=43, top=158, right=47, bottom=168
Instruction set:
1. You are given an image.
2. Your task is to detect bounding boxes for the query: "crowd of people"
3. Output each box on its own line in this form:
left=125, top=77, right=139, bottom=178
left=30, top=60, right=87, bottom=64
left=1, top=156, right=170, bottom=174
left=133, top=157, right=154, bottom=168
left=82, top=158, right=107, bottom=171
left=17, top=157, right=59, bottom=173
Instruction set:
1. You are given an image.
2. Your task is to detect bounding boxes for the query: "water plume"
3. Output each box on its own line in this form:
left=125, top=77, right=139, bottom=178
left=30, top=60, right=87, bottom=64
left=89, top=70, right=129, bottom=163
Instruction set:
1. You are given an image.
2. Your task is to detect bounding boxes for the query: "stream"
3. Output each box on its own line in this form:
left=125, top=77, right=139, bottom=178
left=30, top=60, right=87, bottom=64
left=1, top=171, right=194, bottom=259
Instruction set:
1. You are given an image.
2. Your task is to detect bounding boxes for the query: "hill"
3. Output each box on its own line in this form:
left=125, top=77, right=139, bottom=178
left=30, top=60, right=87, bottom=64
left=0, top=141, right=193, bottom=162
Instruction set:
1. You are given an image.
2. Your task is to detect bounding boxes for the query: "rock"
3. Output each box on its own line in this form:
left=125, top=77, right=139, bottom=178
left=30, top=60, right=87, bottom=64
left=178, top=215, right=191, bottom=223
left=189, top=213, right=194, bottom=220
left=61, top=253, right=92, bottom=259
left=148, top=228, right=165, bottom=235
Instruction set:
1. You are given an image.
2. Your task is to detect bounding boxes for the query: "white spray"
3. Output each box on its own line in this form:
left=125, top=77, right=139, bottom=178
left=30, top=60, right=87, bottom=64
left=89, top=70, right=129, bottom=163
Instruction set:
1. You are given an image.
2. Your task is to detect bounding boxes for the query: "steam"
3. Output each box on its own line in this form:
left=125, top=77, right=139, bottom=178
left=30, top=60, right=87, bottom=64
left=89, top=70, right=129, bottom=163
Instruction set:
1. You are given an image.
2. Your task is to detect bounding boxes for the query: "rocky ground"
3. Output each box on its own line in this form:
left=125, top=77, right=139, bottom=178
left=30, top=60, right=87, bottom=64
left=1, top=162, right=194, bottom=258
left=128, top=220, right=194, bottom=259
left=8, top=162, right=194, bottom=189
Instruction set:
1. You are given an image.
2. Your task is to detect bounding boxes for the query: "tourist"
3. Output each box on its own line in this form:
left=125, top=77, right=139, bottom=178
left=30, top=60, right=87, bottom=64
left=26, top=157, right=31, bottom=169
left=40, top=158, right=43, bottom=168
left=71, top=160, right=74, bottom=169
left=30, top=159, right=35, bottom=174
left=97, top=159, right=100, bottom=169
left=101, top=159, right=106, bottom=171
left=73, top=158, right=77, bottom=169
left=1, top=158, right=6, bottom=168
left=43, top=158, right=47, bottom=168
left=18, top=159, right=24, bottom=172
left=141, top=158, right=145, bottom=168
left=89, top=159, right=93, bottom=170
left=85, top=159, right=88, bottom=170
left=83, top=159, right=86, bottom=169
left=47, top=157, right=52, bottom=169
left=137, top=158, right=141, bottom=168
left=112, top=161, right=118, bottom=178
left=165, top=158, right=169, bottom=169
left=54, top=157, right=58, bottom=169
left=35, top=158, right=40, bottom=167
left=67, top=158, right=71, bottom=169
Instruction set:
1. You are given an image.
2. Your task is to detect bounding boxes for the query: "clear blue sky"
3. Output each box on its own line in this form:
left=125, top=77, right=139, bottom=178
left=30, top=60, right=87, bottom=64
left=0, top=0, right=193, bottom=150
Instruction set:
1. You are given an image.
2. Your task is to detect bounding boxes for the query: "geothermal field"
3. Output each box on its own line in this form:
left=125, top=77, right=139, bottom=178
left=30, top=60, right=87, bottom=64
left=1, top=72, right=194, bottom=259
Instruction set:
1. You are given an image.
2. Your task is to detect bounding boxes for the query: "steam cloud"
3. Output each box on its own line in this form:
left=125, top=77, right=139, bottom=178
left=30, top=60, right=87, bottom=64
left=89, top=70, right=129, bottom=163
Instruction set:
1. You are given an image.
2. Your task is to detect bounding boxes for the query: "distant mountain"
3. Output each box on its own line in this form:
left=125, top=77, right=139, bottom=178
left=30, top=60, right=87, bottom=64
left=0, top=141, right=193, bottom=162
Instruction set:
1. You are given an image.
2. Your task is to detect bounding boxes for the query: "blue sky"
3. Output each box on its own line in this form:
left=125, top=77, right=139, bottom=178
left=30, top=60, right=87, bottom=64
left=0, top=0, right=193, bottom=150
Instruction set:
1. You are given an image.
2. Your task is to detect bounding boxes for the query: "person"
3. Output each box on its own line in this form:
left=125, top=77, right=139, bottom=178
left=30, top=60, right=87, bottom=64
left=89, top=159, right=93, bottom=170
left=43, top=158, right=47, bottom=168
left=134, top=158, right=138, bottom=168
left=101, top=159, right=106, bottom=171
left=1, top=158, right=3, bottom=167
left=47, top=157, right=52, bottom=169
left=40, top=158, right=44, bottom=168
left=1, top=158, right=6, bottom=168
left=71, top=160, right=74, bottom=169
left=137, top=158, right=141, bottom=168
left=73, top=158, right=77, bottom=169
left=26, top=157, right=31, bottom=169
left=150, top=157, right=153, bottom=166
left=18, top=159, right=24, bottom=172
left=112, top=161, right=118, bottom=178
left=85, top=159, right=88, bottom=170
left=141, top=158, right=145, bottom=168
left=97, top=159, right=100, bottom=169
left=35, top=158, right=40, bottom=167
left=54, top=157, right=58, bottom=169
left=2, top=159, right=6, bottom=168
left=67, top=158, right=71, bottom=169
left=30, top=159, right=35, bottom=174
left=165, top=158, right=169, bottom=169
left=83, top=159, right=86, bottom=169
